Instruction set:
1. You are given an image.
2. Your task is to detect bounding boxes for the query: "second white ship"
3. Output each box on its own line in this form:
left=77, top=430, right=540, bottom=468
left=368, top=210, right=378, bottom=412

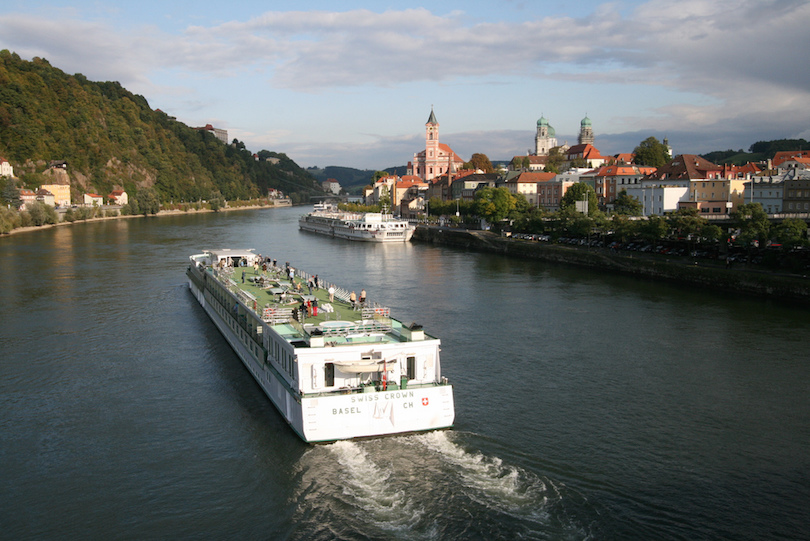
left=299, top=204, right=415, bottom=242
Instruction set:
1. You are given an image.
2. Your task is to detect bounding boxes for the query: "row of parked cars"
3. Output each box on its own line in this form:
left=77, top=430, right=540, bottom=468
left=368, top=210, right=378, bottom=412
left=509, top=231, right=809, bottom=272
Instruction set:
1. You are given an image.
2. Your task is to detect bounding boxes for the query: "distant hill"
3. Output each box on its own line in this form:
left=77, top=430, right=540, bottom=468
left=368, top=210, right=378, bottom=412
left=308, top=165, right=407, bottom=195
left=0, top=51, right=322, bottom=204
left=701, top=138, right=809, bottom=165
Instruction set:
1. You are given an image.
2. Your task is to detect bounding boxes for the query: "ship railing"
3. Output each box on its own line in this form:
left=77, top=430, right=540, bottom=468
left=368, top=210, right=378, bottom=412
left=262, top=307, right=293, bottom=324
left=362, top=306, right=390, bottom=319
left=317, top=320, right=393, bottom=337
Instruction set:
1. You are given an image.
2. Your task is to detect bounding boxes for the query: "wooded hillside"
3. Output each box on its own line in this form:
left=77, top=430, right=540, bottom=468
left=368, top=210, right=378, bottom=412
left=0, top=51, right=322, bottom=204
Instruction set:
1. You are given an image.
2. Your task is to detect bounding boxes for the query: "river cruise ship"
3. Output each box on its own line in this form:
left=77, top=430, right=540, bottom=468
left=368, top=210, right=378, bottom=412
left=186, top=249, right=454, bottom=443
left=299, top=205, right=416, bottom=242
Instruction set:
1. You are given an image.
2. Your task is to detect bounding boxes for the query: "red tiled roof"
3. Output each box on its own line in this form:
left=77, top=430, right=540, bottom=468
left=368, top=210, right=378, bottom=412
left=773, top=150, right=810, bottom=167
left=644, top=154, right=721, bottom=181
left=514, top=172, right=556, bottom=183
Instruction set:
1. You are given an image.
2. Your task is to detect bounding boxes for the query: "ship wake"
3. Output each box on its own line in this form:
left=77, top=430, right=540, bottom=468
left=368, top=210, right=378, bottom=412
left=287, top=431, right=586, bottom=540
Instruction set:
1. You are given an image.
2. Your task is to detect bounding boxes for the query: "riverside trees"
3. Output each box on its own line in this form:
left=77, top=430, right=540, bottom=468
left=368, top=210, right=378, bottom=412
left=431, top=185, right=808, bottom=258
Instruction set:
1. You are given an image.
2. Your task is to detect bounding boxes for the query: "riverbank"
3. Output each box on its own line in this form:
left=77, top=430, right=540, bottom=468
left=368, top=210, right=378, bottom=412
left=413, top=226, right=810, bottom=303
left=1, top=201, right=288, bottom=237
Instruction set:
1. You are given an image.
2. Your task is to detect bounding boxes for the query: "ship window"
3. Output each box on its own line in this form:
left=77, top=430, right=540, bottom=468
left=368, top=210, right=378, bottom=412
left=407, top=356, right=416, bottom=380
left=325, top=363, right=335, bottom=387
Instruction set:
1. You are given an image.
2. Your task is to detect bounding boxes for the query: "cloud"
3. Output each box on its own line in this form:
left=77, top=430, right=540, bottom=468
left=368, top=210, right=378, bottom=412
left=2, top=1, right=809, bottom=168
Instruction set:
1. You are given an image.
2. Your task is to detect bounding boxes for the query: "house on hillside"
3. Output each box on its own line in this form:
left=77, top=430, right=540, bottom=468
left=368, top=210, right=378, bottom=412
left=0, top=157, right=14, bottom=178
left=36, top=188, right=55, bottom=206
left=84, top=193, right=104, bottom=206
left=108, top=190, right=128, bottom=206
left=40, top=184, right=71, bottom=207
left=19, top=188, right=36, bottom=210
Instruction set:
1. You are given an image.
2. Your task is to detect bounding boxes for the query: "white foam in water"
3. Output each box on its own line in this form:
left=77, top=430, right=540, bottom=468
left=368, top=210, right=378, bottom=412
left=326, top=440, right=425, bottom=534
left=415, top=431, right=552, bottom=521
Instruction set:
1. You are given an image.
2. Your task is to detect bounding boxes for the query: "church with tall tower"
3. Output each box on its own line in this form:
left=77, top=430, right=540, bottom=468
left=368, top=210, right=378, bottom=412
left=578, top=115, right=594, bottom=145
left=407, top=107, right=465, bottom=181
left=535, top=115, right=557, bottom=156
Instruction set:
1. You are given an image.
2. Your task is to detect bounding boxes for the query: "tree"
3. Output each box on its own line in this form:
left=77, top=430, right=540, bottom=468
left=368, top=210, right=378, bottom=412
left=1, top=178, right=21, bottom=208
left=633, top=137, right=670, bottom=168
left=700, top=224, right=724, bottom=243
left=773, top=218, right=807, bottom=247
left=667, top=207, right=707, bottom=239
left=465, top=153, right=494, bottom=173
left=638, top=215, right=669, bottom=242
left=135, top=187, right=161, bottom=215
left=474, top=186, right=515, bottom=223
left=732, top=203, right=770, bottom=248
left=545, top=147, right=564, bottom=173
left=560, top=182, right=598, bottom=216
left=613, top=190, right=643, bottom=216
left=612, top=214, right=638, bottom=243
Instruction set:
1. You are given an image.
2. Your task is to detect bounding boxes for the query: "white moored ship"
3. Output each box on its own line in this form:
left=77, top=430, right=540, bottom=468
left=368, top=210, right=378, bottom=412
left=186, top=249, right=454, bottom=443
left=299, top=204, right=415, bottom=242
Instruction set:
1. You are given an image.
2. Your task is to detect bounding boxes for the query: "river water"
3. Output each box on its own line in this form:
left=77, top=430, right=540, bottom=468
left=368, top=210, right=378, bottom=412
left=1, top=206, right=808, bottom=540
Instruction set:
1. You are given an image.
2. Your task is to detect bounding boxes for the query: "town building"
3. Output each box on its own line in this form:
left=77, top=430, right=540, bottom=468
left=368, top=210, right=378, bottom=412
left=591, top=164, right=656, bottom=208
left=564, top=143, right=608, bottom=169
left=36, top=188, right=55, bottom=206
left=503, top=172, right=556, bottom=207
left=772, top=150, right=810, bottom=169
left=40, top=184, right=71, bottom=207
left=782, top=171, right=810, bottom=214
left=742, top=177, right=783, bottom=214
left=19, top=188, right=37, bottom=210
left=537, top=178, right=579, bottom=211
left=509, top=155, right=548, bottom=172
left=635, top=154, right=722, bottom=216
left=450, top=173, right=499, bottom=201
left=394, top=175, right=429, bottom=217
left=321, top=179, right=341, bottom=195
left=407, top=108, right=465, bottom=182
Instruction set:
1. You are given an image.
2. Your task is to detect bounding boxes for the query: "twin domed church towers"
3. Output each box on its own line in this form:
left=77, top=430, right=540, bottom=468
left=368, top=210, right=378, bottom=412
left=535, top=114, right=594, bottom=156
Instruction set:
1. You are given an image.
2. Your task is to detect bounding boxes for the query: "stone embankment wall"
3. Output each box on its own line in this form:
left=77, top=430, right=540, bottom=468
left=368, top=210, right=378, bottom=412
left=412, top=226, right=810, bottom=303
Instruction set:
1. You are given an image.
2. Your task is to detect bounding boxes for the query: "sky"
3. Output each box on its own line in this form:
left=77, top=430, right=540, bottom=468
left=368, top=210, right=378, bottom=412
left=2, top=0, right=809, bottom=170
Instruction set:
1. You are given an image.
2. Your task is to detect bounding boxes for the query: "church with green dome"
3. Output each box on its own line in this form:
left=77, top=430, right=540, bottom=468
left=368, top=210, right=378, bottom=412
left=578, top=115, right=594, bottom=145
left=534, top=114, right=594, bottom=156
left=534, top=115, right=557, bottom=156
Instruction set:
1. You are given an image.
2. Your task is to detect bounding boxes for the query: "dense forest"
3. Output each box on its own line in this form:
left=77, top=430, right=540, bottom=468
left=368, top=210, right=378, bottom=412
left=0, top=51, right=322, bottom=204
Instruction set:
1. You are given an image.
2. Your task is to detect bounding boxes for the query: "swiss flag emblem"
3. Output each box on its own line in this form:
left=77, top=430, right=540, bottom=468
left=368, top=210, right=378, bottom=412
left=421, top=397, right=429, bottom=406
